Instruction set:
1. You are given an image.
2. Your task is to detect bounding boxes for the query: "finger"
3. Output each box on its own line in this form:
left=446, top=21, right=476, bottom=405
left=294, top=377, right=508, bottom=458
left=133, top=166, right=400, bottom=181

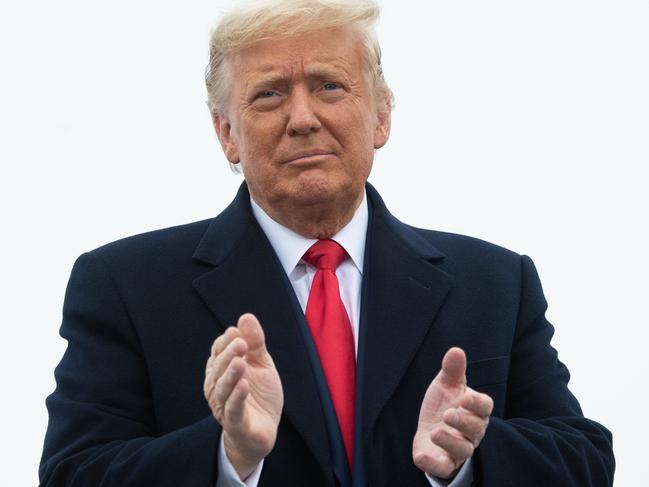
left=413, top=449, right=458, bottom=480
left=439, top=347, right=467, bottom=388
left=204, top=360, right=223, bottom=399
left=205, top=337, right=248, bottom=397
left=207, top=328, right=241, bottom=375
left=212, top=337, right=248, bottom=382
left=207, top=334, right=229, bottom=372
left=430, top=426, right=474, bottom=462
left=461, top=391, right=494, bottom=418
left=238, top=313, right=268, bottom=359
left=210, top=330, right=229, bottom=357
left=211, top=327, right=241, bottom=356
left=443, top=408, right=488, bottom=443
left=224, top=377, right=250, bottom=429
left=210, top=335, right=226, bottom=358
left=213, top=357, right=247, bottom=412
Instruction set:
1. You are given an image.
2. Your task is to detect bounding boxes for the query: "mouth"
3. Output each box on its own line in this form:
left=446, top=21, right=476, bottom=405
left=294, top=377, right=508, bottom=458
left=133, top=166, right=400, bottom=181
left=283, top=151, right=334, bottom=165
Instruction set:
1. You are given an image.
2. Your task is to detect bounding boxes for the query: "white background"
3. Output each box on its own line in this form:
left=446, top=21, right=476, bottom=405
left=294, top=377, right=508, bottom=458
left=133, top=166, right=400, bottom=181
left=1, top=0, right=647, bottom=485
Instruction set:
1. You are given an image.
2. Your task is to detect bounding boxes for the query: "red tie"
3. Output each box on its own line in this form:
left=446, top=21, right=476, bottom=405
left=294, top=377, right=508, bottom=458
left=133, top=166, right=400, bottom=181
left=303, top=239, right=356, bottom=468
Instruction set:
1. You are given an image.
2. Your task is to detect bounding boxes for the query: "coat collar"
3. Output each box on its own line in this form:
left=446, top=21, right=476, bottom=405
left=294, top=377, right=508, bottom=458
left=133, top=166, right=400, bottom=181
left=192, top=182, right=256, bottom=267
left=192, top=182, right=447, bottom=266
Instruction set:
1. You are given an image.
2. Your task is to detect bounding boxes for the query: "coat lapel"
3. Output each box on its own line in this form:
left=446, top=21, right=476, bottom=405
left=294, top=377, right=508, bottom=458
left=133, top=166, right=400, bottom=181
left=191, top=184, right=333, bottom=481
left=361, top=185, right=454, bottom=444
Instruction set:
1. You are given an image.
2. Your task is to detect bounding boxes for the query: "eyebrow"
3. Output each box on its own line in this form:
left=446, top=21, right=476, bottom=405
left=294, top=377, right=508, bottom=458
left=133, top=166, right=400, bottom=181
left=246, top=62, right=352, bottom=91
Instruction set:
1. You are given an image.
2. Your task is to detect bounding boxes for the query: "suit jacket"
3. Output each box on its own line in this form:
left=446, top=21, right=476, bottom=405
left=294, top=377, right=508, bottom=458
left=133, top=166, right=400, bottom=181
left=40, top=183, right=614, bottom=486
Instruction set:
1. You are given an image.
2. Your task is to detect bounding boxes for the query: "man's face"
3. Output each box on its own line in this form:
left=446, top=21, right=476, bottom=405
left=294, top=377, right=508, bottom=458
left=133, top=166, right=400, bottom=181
left=213, top=27, right=390, bottom=215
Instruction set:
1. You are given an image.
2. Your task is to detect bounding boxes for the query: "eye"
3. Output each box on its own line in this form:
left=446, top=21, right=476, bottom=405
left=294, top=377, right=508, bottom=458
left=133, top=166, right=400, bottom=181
left=322, top=82, right=340, bottom=91
left=251, top=89, right=284, bottom=109
left=256, top=90, right=278, bottom=99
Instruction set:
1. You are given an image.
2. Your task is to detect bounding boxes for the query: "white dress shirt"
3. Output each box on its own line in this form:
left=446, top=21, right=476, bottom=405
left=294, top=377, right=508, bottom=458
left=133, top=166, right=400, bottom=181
left=216, top=192, right=472, bottom=487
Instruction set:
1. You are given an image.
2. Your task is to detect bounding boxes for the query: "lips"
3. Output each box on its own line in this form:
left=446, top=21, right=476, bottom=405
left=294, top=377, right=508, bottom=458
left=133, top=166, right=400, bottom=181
left=283, top=150, right=334, bottom=164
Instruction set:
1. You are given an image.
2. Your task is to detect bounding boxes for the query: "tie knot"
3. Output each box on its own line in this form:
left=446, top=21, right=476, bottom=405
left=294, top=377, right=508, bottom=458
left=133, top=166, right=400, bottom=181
left=303, top=239, right=348, bottom=270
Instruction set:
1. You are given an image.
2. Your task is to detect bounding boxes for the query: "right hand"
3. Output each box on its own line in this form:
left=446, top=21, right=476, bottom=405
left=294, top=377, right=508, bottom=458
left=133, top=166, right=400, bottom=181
left=204, top=313, right=283, bottom=480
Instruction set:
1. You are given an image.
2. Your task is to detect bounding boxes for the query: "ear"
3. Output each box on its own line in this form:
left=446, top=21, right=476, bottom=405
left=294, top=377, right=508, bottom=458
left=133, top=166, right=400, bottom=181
left=373, top=105, right=391, bottom=150
left=211, top=111, right=240, bottom=164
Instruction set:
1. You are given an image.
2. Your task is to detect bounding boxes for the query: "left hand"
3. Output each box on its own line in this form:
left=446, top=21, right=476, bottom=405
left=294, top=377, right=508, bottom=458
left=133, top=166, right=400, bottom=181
left=412, top=347, right=494, bottom=479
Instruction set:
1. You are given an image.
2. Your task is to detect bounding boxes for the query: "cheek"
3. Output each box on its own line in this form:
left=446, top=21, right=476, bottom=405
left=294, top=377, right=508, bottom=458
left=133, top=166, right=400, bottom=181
left=250, top=121, right=286, bottom=159
left=348, top=105, right=378, bottom=142
left=342, top=118, right=378, bottom=157
left=236, top=111, right=275, bottom=148
left=326, top=108, right=374, bottom=145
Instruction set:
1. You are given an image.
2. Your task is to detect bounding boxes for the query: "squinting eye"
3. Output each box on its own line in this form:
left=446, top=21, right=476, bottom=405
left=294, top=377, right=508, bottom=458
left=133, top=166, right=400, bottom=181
left=322, top=83, right=340, bottom=90
left=257, top=90, right=276, bottom=99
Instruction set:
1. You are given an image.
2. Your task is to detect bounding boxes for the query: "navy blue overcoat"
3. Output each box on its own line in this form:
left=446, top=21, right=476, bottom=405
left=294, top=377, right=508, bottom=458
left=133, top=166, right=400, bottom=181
left=40, top=183, right=614, bottom=486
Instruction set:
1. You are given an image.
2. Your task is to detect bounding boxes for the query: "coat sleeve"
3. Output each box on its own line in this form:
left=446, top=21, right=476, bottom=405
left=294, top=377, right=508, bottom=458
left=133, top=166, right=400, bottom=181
left=473, top=255, right=615, bottom=486
left=39, top=251, right=222, bottom=486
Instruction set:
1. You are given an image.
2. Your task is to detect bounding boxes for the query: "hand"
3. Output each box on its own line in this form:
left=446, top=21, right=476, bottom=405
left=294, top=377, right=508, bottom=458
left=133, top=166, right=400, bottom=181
left=412, top=347, right=494, bottom=479
left=204, top=313, right=283, bottom=480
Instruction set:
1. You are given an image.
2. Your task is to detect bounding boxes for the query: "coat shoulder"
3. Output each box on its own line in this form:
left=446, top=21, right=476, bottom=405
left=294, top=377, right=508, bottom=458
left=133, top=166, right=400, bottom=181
left=404, top=225, right=527, bottom=284
left=412, top=226, right=521, bottom=262
left=86, top=218, right=213, bottom=271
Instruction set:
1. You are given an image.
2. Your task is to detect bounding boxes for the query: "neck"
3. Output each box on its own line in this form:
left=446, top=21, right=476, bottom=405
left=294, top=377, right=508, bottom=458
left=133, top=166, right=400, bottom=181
left=252, top=191, right=364, bottom=239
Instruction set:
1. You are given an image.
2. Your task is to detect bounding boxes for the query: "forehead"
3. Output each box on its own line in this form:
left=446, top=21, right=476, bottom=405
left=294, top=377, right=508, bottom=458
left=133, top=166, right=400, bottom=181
left=229, top=27, right=366, bottom=81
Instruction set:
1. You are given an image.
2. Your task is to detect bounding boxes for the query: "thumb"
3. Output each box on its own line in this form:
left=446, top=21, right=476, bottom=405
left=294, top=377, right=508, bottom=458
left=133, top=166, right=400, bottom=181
left=439, top=347, right=467, bottom=388
left=237, top=313, right=268, bottom=359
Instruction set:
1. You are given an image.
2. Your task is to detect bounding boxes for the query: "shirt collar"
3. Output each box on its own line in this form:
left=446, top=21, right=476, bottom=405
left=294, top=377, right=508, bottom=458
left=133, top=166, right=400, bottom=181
left=250, top=192, right=368, bottom=276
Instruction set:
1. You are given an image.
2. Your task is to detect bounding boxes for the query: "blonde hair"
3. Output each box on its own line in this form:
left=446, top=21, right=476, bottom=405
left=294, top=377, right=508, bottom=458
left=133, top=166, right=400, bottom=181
left=205, top=0, right=393, bottom=115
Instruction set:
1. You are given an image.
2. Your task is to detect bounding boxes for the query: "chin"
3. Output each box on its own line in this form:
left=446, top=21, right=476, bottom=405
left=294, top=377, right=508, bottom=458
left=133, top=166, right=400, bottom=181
left=287, top=178, right=356, bottom=207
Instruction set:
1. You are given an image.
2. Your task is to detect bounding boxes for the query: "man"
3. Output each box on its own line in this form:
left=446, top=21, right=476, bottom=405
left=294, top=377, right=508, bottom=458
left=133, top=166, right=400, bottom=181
left=40, top=1, right=614, bottom=486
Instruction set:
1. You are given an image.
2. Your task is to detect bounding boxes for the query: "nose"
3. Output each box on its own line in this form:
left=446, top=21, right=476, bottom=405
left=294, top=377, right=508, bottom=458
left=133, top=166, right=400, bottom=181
left=286, top=87, right=321, bottom=136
